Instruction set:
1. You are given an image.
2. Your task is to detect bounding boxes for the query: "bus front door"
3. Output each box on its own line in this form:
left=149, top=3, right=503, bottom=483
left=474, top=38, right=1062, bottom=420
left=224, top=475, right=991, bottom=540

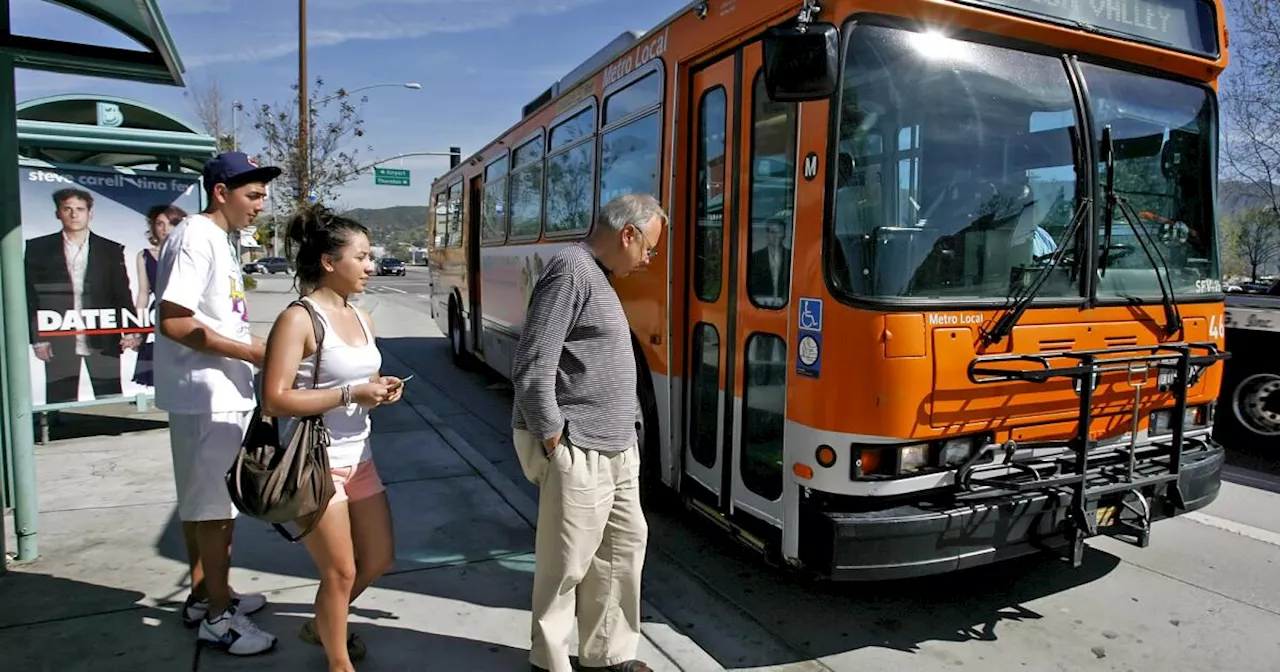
left=683, top=45, right=793, bottom=532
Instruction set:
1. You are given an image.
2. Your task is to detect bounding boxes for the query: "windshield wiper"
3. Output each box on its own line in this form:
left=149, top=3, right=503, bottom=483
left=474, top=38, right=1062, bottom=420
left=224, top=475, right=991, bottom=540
left=1099, top=125, right=1184, bottom=338
left=983, top=198, right=1091, bottom=346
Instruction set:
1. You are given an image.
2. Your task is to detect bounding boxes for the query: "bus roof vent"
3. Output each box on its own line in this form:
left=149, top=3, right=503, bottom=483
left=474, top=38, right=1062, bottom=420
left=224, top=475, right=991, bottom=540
left=522, top=84, right=558, bottom=118
left=558, top=30, right=645, bottom=91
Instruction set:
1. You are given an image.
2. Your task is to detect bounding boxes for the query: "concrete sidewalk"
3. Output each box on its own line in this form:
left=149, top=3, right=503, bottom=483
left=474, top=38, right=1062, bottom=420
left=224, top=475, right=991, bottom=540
left=0, top=287, right=705, bottom=671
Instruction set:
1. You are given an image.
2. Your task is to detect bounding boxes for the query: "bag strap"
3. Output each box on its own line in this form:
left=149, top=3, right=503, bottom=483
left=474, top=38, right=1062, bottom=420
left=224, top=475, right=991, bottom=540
left=290, top=298, right=325, bottom=388
left=266, top=298, right=332, bottom=544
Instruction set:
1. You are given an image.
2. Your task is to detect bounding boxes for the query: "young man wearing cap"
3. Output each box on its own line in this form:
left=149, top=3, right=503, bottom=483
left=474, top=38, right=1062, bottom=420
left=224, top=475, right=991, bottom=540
left=154, top=152, right=281, bottom=655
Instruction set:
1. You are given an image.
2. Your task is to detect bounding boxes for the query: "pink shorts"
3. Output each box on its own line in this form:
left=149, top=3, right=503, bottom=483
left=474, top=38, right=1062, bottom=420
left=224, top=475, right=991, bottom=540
left=330, top=460, right=385, bottom=504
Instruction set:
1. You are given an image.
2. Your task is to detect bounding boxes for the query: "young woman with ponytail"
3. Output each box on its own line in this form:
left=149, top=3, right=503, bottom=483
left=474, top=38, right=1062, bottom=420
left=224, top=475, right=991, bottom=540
left=261, top=203, right=402, bottom=671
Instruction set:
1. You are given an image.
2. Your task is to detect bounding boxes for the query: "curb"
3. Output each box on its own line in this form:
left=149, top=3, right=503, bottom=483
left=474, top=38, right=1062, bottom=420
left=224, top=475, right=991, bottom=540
left=378, top=347, right=720, bottom=672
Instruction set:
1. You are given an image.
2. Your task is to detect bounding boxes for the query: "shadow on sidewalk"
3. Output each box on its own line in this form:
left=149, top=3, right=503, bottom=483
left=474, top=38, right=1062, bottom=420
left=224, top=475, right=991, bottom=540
left=0, top=571, right=195, bottom=670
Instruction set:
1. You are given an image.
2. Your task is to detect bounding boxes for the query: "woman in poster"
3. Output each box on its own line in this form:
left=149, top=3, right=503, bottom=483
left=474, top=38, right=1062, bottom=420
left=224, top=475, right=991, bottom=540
left=131, top=204, right=186, bottom=387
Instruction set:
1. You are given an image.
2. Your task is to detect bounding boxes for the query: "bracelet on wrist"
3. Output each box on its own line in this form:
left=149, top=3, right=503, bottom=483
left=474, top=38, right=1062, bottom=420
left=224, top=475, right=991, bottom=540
left=340, top=385, right=352, bottom=406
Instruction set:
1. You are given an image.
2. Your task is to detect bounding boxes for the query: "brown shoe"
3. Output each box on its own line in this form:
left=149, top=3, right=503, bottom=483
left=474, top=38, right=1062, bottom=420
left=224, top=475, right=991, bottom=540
left=579, top=662, right=652, bottom=672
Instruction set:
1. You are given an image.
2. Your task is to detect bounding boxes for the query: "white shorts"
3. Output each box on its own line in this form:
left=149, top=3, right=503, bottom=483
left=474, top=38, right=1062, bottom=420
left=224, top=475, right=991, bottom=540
left=168, top=411, right=253, bottom=522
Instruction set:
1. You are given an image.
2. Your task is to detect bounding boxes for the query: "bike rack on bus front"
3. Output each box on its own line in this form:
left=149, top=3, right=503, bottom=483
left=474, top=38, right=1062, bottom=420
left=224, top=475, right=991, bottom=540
left=962, top=341, right=1230, bottom=567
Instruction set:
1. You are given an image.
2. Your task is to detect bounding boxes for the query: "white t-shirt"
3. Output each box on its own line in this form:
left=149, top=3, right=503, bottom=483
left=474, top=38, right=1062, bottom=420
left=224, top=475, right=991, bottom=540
left=152, top=214, right=256, bottom=414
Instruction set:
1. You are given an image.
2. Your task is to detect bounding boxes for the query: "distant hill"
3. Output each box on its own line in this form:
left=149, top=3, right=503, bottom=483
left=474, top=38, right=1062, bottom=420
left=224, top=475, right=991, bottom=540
left=1219, top=180, right=1271, bottom=218
left=343, top=205, right=430, bottom=249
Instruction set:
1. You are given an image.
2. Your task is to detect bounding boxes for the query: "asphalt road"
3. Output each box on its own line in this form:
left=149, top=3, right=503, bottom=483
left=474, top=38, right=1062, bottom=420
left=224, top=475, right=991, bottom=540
left=251, top=270, right=1280, bottom=671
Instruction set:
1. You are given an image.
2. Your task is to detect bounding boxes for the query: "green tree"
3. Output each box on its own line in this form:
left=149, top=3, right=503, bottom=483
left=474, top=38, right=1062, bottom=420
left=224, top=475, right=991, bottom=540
left=1230, top=206, right=1280, bottom=281
left=1222, top=2, right=1280, bottom=217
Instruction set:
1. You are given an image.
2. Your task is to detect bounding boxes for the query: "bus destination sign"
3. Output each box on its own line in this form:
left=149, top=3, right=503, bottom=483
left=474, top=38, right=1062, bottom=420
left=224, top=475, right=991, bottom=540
left=977, top=0, right=1217, bottom=56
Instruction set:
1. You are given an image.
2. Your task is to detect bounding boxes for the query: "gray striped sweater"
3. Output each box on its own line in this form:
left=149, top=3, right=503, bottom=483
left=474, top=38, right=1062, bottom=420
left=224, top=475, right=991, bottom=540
left=510, top=243, right=638, bottom=453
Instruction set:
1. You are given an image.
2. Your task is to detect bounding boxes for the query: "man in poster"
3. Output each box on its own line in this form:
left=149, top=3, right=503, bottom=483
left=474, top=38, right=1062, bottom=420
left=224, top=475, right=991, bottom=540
left=25, top=187, right=140, bottom=404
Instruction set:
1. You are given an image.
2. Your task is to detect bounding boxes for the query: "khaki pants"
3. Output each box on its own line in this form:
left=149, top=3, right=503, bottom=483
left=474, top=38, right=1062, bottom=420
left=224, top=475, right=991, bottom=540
left=512, top=429, right=649, bottom=671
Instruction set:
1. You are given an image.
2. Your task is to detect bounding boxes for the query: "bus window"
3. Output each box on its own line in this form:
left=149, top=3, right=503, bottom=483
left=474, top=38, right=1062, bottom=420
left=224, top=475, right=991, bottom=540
left=1080, top=62, right=1218, bottom=298
left=509, top=134, right=545, bottom=240
left=746, top=71, right=798, bottom=310
left=742, top=333, right=786, bottom=501
left=695, top=87, right=727, bottom=302
left=828, top=26, right=1082, bottom=301
left=482, top=155, right=509, bottom=244
left=604, top=71, right=661, bottom=125
left=547, top=105, right=597, bottom=235
left=689, top=323, right=720, bottom=470
left=598, top=112, right=661, bottom=209
left=432, top=192, right=447, bottom=248
left=447, top=181, right=463, bottom=247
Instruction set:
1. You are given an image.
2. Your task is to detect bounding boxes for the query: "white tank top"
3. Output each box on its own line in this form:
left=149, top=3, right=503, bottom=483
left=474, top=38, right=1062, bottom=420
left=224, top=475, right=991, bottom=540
left=279, top=297, right=383, bottom=468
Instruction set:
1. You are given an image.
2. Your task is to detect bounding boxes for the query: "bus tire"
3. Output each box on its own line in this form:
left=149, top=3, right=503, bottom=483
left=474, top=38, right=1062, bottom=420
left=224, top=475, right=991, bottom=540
left=633, top=338, right=666, bottom=509
left=1231, top=372, right=1280, bottom=439
left=448, top=300, right=472, bottom=370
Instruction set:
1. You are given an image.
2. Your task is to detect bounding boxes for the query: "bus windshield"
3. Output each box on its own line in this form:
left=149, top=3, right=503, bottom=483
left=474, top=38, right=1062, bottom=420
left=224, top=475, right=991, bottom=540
left=828, top=23, right=1219, bottom=302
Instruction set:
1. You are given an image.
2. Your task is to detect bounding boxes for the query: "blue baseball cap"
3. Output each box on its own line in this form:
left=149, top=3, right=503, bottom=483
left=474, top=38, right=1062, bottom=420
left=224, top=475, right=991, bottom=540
left=202, top=151, right=282, bottom=191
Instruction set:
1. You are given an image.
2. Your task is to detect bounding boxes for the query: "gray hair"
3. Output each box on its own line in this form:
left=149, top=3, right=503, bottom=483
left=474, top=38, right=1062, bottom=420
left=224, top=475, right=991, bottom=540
left=596, top=192, right=667, bottom=234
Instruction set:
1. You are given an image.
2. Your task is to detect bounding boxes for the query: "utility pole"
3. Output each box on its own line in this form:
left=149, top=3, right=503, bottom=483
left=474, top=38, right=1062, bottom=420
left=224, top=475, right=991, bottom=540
left=298, top=0, right=308, bottom=205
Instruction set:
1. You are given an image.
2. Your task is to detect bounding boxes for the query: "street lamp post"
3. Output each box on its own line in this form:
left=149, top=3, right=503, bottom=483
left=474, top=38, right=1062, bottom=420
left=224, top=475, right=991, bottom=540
left=298, top=0, right=309, bottom=206
left=314, top=82, right=422, bottom=106
left=296, top=78, right=421, bottom=206
left=356, top=149, right=462, bottom=173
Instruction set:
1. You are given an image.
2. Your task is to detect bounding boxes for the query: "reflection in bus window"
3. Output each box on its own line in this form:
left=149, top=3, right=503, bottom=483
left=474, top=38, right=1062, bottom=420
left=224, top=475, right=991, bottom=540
left=829, top=26, right=1082, bottom=300
left=605, top=71, right=661, bottom=125
left=509, top=136, right=544, bottom=239
left=598, top=112, right=661, bottom=210
left=546, top=142, right=595, bottom=234
left=695, top=88, right=726, bottom=302
left=1080, top=62, right=1218, bottom=298
left=482, top=156, right=509, bottom=244
left=747, top=72, right=797, bottom=309
left=447, top=182, right=463, bottom=248
left=432, top=193, right=447, bottom=248
left=742, top=333, right=785, bottom=501
left=550, top=107, right=595, bottom=151
left=689, top=323, right=720, bottom=470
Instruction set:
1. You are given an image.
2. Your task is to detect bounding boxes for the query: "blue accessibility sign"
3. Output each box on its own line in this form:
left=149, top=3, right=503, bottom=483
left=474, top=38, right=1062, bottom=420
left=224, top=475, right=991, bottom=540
left=798, top=297, right=823, bottom=333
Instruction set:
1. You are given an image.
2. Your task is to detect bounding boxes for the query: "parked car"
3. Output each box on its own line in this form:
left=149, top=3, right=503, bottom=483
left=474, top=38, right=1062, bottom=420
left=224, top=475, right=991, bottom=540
left=242, top=261, right=264, bottom=274
left=255, top=256, right=292, bottom=274
left=377, top=258, right=406, bottom=276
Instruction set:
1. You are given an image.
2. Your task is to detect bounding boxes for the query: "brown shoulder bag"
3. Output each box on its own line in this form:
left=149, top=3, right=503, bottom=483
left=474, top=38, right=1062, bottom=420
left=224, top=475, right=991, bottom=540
left=226, top=299, right=335, bottom=542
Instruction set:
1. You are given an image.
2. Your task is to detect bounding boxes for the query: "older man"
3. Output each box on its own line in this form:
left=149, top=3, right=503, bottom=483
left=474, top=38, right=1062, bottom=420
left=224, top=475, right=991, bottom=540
left=511, top=193, right=667, bottom=672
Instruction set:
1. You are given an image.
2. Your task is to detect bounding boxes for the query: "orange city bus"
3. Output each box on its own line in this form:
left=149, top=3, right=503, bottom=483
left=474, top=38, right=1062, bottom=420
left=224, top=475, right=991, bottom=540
left=427, top=0, right=1232, bottom=580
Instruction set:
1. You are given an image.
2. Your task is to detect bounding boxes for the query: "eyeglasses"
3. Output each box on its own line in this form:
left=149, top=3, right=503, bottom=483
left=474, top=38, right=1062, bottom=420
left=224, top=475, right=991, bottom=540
left=630, top=224, right=658, bottom=259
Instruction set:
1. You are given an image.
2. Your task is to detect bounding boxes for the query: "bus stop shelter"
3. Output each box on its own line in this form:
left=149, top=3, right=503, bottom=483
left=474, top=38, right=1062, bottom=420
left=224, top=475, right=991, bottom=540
left=1, top=0, right=188, bottom=574
left=12, top=94, right=216, bottom=445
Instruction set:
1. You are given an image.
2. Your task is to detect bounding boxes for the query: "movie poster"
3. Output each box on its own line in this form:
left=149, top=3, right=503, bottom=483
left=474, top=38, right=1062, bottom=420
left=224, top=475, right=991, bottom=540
left=20, top=164, right=202, bottom=408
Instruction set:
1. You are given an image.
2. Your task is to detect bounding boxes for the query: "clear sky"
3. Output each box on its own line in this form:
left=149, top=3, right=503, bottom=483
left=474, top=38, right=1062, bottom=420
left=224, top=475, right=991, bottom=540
left=11, top=0, right=684, bottom=210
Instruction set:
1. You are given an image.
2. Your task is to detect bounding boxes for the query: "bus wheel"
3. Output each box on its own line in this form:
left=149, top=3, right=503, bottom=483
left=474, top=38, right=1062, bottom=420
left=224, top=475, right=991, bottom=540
left=634, top=352, right=666, bottom=510
left=1232, top=373, right=1280, bottom=438
left=449, top=304, right=470, bottom=369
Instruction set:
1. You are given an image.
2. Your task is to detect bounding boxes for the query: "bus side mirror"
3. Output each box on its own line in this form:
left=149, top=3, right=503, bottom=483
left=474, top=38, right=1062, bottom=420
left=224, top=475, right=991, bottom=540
left=762, top=22, right=840, bottom=102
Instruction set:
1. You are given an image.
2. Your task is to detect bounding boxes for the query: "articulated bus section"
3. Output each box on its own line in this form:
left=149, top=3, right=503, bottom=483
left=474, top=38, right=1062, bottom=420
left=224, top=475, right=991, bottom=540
left=427, top=0, right=1232, bottom=580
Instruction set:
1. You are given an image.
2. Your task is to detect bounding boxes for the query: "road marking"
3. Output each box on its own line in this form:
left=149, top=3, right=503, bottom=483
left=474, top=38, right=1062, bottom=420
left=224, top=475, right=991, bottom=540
left=1184, top=511, right=1280, bottom=548
left=380, top=286, right=407, bottom=294
left=417, top=294, right=431, bottom=299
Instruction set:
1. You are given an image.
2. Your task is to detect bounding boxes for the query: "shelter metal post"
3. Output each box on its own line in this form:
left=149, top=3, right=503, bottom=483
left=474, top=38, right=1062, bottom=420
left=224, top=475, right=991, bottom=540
left=0, top=5, right=38, bottom=564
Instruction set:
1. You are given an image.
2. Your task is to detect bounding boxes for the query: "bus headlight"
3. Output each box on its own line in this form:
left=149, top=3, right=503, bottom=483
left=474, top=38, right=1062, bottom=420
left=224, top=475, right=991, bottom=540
left=899, top=443, right=930, bottom=473
left=853, top=435, right=988, bottom=478
left=1150, top=405, right=1207, bottom=435
left=939, top=438, right=972, bottom=467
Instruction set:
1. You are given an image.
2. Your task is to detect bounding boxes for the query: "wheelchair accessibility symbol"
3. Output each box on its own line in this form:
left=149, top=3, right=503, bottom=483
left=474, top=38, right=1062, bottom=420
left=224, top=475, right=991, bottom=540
left=798, top=297, right=823, bottom=332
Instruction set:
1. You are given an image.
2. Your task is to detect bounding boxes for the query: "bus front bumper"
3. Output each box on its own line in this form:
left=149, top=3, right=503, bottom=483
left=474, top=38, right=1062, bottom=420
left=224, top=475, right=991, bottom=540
left=797, top=440, right=1224, bottom=581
